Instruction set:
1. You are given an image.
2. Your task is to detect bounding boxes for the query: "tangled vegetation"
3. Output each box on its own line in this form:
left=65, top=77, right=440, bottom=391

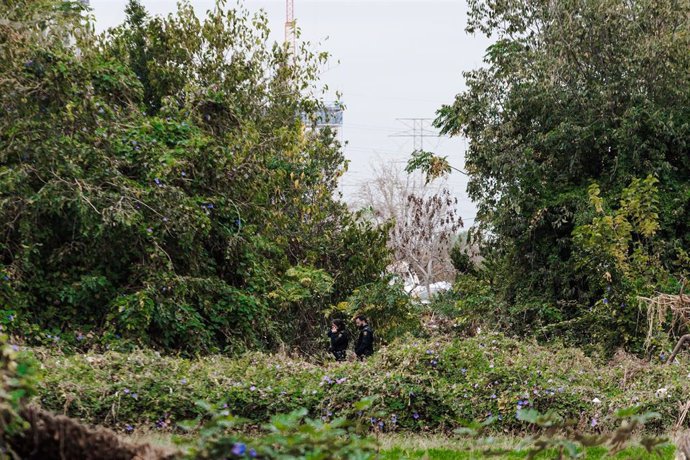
left=0, top=0, right=390, bottom=355
left=425, top=0, right=690, bottom=353
left=33, top=334, right=690, bottom=436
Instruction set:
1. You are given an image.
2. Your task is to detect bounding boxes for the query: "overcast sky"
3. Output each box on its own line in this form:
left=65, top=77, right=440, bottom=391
left=89, top=1, right=492, bottom=224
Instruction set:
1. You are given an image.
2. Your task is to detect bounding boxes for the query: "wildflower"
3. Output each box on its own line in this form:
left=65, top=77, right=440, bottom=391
left=123, top=388, right=130, bottom=394
left=8, top=315, right=14, bottom=321
left=603, top=298, right=609, bottom=304
left=412, top=412, right=420, bottom=420
left=660, top=353, right=666, bottom=362
left=461, top=368, right=467, bottom=374
left=154, top=178, right=161, bottom=185
left=249, top=448, right=257, bottom=458
left=370, top=417, right=377, bottom=424
left=131, top=393, right=139, bottom=400
left=378, top=420, right=385, bottom=430
left=491, top=394, right=496, bottom=399
left=591, top=418, right=598, bottom=427
left=655, top=388, right=668, bottom=398
left=146, top=228, right=153, bottom=233
left=391, top=414, right=397, bottom=424
left=249, top=385, right=256, bottom=391
left=426, top=349, right=434, bottom=355
left=431, top=359, right=438, bottom=367
left=125, top=424, right=134, bottom=433
left=335, top=377, right=347, bottom=384
left=180, top=378, right=187, bottom=385
left=11, top=344, right=19, bottom=352
left=231, top=442, right=246, bottom=456
left=592, top=397, right=601, bottom=404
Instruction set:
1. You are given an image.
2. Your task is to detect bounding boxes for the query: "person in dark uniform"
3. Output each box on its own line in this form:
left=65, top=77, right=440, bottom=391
left=354, top=315, right=374, bottom=359
left=327, top=319, right=349, bottom=362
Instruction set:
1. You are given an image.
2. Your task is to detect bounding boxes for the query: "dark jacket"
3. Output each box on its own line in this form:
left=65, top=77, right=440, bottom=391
left=328, top=329, right=349, bottom=352
left=354, top=324, right=374, bottom=358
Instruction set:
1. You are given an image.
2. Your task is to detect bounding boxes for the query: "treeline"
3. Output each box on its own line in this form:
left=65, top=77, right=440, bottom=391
left=431, top=0, right=690, bottom=354
left=0, top=0, right=390, bottom=354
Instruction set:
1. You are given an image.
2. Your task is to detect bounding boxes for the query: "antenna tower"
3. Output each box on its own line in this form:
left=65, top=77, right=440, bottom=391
left=285, top=0, right=296, bottom=57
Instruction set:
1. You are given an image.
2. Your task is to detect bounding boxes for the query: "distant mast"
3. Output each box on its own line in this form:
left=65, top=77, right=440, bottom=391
left=285, top=0, right=296, bottom=59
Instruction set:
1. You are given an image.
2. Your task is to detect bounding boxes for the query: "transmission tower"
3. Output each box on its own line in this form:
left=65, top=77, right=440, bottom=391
left=285, top=0, right=296, bottom=57
left=389, top=118, right=439, bottom=151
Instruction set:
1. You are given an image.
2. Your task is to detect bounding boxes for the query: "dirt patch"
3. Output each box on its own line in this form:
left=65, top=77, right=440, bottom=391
left=7, top=406, right=178, bottom=460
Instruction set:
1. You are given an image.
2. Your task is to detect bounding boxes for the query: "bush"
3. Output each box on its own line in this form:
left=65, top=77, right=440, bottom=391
left=179, top=405, right=376, bottom=459
left=33, top=333, right=690, bottom=436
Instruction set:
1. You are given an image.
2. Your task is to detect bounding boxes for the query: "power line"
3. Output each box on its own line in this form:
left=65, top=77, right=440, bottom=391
left=389, top=118, right=442, bottom=151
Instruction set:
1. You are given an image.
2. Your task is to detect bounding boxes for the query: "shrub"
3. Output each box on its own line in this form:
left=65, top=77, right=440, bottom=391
left=33, top=333, right=690, bottom=436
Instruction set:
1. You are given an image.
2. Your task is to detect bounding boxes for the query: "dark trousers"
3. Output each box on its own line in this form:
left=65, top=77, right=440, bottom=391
left=332, top=350, right=346, bottom=361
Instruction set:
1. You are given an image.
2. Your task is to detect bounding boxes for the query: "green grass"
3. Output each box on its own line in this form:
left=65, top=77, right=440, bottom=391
left=375, top=434, right=676, bottom=459
left=379, top=446, right=675, bottom=459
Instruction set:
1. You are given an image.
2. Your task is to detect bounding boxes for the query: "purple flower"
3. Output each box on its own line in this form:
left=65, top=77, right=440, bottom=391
left=461, top=368, right=467, bottom=374
left=146, top=228, right=153, bottom=233
left=335, top=377, right=347, bottom=384
left=76, top=333, right=85, bottom=341
left=391, top=414, right=397, bottom=424
left=249, top=448, right=257, bottom=457
left=378, top=420, right=385, bottom=430
left=131, top=393, right=139, bottom=400
left=591, top=418, right=598, bottom=427
left=181, top=171, right=187, bottom=177
left=249, top=385, right=256, bottom=391
left=180, top=378, right=187, bottom=385
left=426, top=350, right=434, bottom=355
left=125, top=424, right=134, bottom=433
left=491, top=394, right=496, bottom=399
left=370, top=417, right=377, bottom=424
left=603, top=298, right=609, bottom=304
left=2, top=275, right=8, bottom=281
left=10, top=344, right=19, bottom=352
left=154, top=178, right=161, bottom=185
left=231, top=442, right=246, bottom=456
left=163, top=217, right=168, bottom=222
left=430, top=359, right=438, bottom=367
left=123, top=388, right=130, bottom=394
left=412, top=412, right=420, bottom=420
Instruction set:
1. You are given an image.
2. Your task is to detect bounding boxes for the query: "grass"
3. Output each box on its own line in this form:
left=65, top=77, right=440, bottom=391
left=375, top=434, right=676, bottom=459
left=123, top=431, right=677, bottom=459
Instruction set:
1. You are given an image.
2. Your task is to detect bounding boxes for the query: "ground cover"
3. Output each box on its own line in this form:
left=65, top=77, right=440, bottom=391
left=33, top=333, right=690, bottom=436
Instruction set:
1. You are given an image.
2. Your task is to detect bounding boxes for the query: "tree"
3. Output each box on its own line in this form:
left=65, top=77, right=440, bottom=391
left=433, top=0, right=690, bottom=348
left=0, top=0, right=389, bottom=354
left=357, top=162, right=461, bottom=298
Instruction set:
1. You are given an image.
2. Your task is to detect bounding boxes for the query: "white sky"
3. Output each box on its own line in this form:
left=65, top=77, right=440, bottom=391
left=89, top=0, right=492, bottom=224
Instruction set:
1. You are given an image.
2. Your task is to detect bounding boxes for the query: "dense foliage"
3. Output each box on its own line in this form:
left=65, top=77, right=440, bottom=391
left=434, top=0, right=690, bottom=351
left=0, top=0, right=389, bottom=354
left=35, top=333, right=690, bottom=436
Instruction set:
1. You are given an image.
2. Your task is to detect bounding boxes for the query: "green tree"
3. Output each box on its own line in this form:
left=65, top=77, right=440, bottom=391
left=0, top=0, right=388, bottom=354
left=434, top=0, right=690, bottom=348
